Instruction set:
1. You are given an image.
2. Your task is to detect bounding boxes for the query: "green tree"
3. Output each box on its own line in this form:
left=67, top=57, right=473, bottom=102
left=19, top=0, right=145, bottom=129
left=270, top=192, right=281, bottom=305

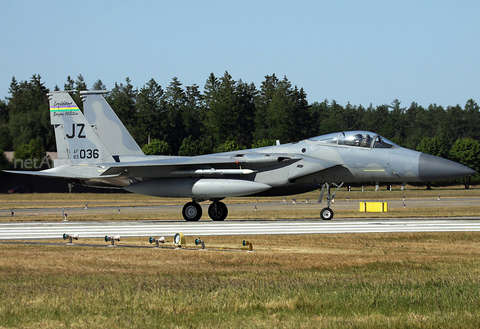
left=7, top=75, right=53, bottom=151
left=178, top=136, right=210, bottom=156
left=135, top=79, right=164, bottom=146
left=233, top=80, right=256, bottom=146
left=92, top=79, right=107, bottom=90
left=449, top=138, right=480, bottom=189
left=63, top=75, right=75, bottom=91
left=13, top=139, right=50, bottom=170
left=0, top=99, right=11, bottom=150
left=200, top=73, right=219, bottom=152
left=0, top=149, right=10, bottom=170
left=443, top=105, right=467, bottom=145
left=108, top=78, right=138, bottom=141
left=426, top=103, right=447, bottom=144
left=309, top=100, right=329, bottom=136
left=163, top=77, right=187, bottom=154
left=388, top=99, right=407, bottom=142
left=403, top=102, right=428, bottom=149
left=61, top=75, right=86, bottom=110
left=213, top=139, right=246, bottom=153
left=184, top=84, right=204, bottom=142
left=319, top=100, right=344, bottom=134
left=416, top=137, right=448, bottom=158
left=251, top=138, right=277, bottom=148
left=205, top=72, right=256, bottom=148
left=254, top=75, right=299, bottom=142
left=291, top=86, right=312, bottom=140
left=206, top=72, right=237, bottom=146
left=464, top=99, right=480, bottom=140
left=142, top=139, right=171, bottom=155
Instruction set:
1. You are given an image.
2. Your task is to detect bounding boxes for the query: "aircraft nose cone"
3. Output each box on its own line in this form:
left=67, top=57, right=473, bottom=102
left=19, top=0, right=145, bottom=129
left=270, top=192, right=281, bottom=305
left=418, top=153, right=476, bottom=181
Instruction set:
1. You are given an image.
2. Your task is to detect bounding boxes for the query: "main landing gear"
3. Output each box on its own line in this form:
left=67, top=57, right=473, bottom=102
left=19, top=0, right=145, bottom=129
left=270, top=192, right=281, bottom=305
left=208, top=201, right=228, bottom=221
left=182, top=200, right=228, bottom=221
left=182, top=201, right=202, bottom=221
left=319, top=182, right=344, bottom=220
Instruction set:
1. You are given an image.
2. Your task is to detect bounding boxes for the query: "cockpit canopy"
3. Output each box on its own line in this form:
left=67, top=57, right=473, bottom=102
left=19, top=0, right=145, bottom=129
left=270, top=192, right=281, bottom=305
left=308, top=131, right=399, bottom=149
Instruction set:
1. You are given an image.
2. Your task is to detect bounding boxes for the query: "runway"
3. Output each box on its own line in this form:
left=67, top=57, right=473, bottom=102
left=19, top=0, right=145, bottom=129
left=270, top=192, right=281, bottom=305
left=1, top=196, right=479, bottom=240
left=1, top=218, right=480, bottom=240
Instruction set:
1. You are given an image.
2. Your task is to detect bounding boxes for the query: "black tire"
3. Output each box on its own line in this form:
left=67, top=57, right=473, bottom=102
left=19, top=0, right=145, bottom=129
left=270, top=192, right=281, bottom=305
left=320, top=207, right=334, bottom=220
left=208, top=201, right=228, bottom=221
left=182, top=202, right=202, bottom=221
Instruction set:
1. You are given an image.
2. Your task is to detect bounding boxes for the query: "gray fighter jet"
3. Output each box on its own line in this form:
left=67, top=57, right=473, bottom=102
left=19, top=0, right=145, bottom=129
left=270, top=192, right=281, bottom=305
left=6, top=91, right=475, bottom=221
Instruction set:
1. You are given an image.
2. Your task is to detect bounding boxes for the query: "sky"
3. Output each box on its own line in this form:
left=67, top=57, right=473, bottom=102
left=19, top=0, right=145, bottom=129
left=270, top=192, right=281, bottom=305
left=1, top=0, right=479, bottom=108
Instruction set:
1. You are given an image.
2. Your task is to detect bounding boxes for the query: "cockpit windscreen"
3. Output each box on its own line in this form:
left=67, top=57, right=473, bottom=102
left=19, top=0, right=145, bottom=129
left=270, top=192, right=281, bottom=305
left=309, top=131, right=399, bottom=149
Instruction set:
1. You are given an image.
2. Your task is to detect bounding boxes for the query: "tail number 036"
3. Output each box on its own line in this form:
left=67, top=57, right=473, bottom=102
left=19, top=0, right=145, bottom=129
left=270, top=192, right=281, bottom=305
left=73, top=149, right=99, bottom=159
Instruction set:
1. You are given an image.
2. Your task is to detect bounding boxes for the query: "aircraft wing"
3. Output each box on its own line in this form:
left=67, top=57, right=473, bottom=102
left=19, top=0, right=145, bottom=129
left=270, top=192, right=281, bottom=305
left=99, top=152, right=304, bottom=177
left=4, top=152, right=341, bottom=182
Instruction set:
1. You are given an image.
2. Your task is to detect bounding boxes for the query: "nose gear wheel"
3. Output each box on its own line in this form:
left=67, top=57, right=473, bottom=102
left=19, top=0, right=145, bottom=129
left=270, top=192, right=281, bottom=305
left=318, top=182, right=343, bottom=220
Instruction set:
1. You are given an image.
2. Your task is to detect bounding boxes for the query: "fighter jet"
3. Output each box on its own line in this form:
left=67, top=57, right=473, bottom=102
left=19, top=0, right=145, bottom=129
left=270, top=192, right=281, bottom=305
left=5, top=91, right=475, bottom=221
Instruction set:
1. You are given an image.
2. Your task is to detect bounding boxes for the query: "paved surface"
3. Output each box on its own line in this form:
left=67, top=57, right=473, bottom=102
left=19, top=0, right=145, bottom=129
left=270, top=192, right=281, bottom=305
left=0, top=197, right=479, bottom=240
left=1, top=197, right=478, bottom=218
left=1, top=218, right=480, bottom=240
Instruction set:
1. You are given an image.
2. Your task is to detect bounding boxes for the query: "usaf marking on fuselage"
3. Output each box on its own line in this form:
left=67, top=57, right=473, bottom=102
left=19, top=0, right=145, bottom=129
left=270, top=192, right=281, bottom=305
left=5, top=91, right=475, bottom=221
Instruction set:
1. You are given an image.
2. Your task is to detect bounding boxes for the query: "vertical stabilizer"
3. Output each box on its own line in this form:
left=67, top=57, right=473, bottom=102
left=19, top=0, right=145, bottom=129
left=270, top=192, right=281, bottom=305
left=81, top=91, right=144, bottom=157
left=49, top=91, right=114, bottom=165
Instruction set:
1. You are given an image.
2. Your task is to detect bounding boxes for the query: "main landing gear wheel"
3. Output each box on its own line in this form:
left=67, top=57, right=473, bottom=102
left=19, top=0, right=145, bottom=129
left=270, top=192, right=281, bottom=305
left=182, top=202, right=202, bottom=221
left=208, top=201, right=228, bottom=221
left=320, top=207, right=334, bottom=220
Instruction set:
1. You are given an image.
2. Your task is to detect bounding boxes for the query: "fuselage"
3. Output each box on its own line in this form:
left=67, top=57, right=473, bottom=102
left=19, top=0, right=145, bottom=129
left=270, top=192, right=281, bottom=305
left=76, top=131, right=473, bottom=200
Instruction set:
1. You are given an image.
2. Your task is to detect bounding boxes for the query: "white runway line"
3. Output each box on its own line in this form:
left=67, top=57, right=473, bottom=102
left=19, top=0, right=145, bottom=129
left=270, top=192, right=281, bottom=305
left=0, top=219, right=480, bottom=240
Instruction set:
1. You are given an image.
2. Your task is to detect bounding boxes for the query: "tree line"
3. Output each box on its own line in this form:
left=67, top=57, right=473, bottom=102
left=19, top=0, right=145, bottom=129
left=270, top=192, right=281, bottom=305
left=0, top=73, right=479, bottom=185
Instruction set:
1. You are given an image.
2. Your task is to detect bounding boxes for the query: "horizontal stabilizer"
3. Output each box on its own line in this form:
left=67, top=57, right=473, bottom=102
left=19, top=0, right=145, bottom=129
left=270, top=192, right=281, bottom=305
left=3, top=169, right=120, bottom=180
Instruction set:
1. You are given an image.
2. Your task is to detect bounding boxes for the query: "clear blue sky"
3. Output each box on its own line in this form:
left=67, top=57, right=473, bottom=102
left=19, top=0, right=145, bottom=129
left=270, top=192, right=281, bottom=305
left=1, top=0, right=478, bottom=108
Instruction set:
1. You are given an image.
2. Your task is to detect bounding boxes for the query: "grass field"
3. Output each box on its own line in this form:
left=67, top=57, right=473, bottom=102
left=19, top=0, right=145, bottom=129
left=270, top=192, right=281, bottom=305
left=1, top=233, right=480, bottom=328
left=1, top=188, right=480, bottom=328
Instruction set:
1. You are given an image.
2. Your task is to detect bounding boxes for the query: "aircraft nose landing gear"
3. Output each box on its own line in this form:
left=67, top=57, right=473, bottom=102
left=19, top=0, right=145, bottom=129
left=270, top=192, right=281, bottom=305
left=320, top=207, right=334, bottom=220
left=318, top=182, right=344, bottom=220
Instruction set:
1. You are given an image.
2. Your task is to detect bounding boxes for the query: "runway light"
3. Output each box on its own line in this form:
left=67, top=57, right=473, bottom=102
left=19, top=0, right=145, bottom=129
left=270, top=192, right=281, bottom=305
left=174, top=233, right=186, bottom=248
left=105, top=235, right=121, bottom=246
left=195, top=238, right=205, bottom=249
left=149, top=236, right=165, bottom=247
left=63, top=233, right=79, bottom=244
left=242, top=239, right=253, bottom=251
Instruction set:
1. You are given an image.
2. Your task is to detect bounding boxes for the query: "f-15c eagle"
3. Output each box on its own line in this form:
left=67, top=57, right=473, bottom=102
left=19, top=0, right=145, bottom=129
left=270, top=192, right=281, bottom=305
left=5, top=91, right=475, bottom=221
